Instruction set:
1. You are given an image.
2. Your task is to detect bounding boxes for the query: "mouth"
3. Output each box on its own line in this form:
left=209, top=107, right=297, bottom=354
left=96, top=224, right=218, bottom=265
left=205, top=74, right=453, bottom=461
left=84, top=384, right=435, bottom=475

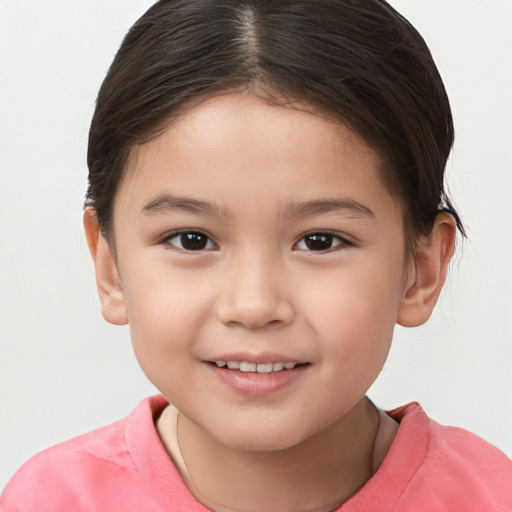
left=206, top=358, right=310, bottom=396
left=210, top=361, right=307, bottom=373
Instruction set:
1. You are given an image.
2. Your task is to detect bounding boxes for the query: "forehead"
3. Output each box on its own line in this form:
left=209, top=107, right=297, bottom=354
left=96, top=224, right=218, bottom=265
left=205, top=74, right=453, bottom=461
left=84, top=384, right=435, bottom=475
left=117, top=93, right=401, bottom=223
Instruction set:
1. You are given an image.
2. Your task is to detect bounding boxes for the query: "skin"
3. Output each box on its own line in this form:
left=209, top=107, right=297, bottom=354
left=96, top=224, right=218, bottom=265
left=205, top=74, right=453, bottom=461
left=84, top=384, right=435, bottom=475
left=85, top=93, right=455, bottom=511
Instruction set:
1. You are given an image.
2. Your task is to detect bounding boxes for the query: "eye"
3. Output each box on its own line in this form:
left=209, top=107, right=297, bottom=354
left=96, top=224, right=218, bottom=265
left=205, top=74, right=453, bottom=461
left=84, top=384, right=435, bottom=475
left=165, top=231, right=216, bottom=251
left=294, top=232, right=349, bottom=252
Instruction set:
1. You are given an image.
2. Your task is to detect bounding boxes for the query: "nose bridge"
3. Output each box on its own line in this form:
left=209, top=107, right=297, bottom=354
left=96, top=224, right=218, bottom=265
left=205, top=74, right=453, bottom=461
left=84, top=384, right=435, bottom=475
left=217, top=245, right=293, bottom=329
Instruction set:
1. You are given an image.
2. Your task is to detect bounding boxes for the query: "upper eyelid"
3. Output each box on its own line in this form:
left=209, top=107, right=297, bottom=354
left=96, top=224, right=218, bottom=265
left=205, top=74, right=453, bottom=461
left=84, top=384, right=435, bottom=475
left=162, top=228, right=214, bottom=241
left=295, top=230, right=352, bottom=244
left=162, top=229, right=218, bottom=249
left=292, top=232, right=354, bottom=253
left=159, top=229, right=353, bottom=248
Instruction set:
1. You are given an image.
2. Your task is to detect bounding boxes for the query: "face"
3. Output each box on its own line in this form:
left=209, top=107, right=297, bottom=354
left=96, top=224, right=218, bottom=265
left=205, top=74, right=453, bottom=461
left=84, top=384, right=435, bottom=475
left=110, top=93, right=411, bottom=451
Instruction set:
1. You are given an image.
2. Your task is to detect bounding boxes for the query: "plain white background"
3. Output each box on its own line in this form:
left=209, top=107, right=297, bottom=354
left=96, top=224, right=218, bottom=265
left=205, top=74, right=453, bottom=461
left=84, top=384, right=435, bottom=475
left=1, top=0, right=511, bottom=491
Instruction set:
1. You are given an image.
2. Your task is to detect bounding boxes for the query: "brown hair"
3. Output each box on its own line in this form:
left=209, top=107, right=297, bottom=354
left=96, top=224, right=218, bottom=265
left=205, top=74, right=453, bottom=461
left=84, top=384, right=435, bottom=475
left=86, top=0, right=464, bottom=244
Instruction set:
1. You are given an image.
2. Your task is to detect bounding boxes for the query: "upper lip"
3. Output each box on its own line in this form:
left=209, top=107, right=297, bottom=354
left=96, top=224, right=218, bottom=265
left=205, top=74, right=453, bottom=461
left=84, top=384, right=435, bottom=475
left=205, top=352, right=305, bottom=364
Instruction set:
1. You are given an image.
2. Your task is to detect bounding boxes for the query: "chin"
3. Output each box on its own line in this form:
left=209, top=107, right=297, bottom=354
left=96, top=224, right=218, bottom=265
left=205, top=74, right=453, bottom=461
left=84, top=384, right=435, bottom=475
left=211, top=420, right=312, bottom=453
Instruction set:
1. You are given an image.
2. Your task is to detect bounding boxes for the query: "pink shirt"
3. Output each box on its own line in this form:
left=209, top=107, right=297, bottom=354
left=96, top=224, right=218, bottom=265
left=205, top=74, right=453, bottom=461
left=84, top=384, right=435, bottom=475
left=2, top=395, right=511, bottom=511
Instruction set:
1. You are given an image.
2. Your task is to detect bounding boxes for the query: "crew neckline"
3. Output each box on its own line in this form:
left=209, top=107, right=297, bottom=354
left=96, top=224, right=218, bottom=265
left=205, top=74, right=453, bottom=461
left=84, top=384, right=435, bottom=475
left=124, top=396, right=430, bottom=511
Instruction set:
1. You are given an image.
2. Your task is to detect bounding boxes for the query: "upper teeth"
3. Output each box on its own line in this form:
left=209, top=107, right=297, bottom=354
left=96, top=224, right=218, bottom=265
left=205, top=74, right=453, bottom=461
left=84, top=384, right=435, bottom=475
left=215, top=361, right=297, bottom=373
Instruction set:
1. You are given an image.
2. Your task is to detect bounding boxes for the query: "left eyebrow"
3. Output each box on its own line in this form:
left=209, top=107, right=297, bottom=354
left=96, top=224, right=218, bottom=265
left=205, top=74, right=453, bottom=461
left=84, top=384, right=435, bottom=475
left=281, top=198, right=375, bottom=219
left=141, top=193, right=227, bottom=217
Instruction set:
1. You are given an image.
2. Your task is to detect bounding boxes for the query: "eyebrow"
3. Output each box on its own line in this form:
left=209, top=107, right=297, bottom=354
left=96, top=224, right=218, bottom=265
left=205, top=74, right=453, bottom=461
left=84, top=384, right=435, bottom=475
left=141, top=194, right=227, bottom=217
left=282, top=198, right=375, bottom=219
left=141, top=194, right=374, bottom=220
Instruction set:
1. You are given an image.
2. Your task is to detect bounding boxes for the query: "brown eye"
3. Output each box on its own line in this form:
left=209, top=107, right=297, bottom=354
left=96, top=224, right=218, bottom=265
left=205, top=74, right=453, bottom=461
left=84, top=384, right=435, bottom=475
left=167, top=231, right=215, bottom=251
left=305, top=234, right=334, bottom=251
left=295, top=232, right=346, bottom=252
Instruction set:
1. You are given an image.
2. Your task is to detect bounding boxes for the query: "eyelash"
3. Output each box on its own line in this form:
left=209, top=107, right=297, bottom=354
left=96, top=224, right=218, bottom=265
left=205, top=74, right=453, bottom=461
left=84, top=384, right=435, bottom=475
left=294, top=232, right=352, bottom=252
left=162, top=230, right=352, bottom=253
left=163, top=230, right=217, bottom=252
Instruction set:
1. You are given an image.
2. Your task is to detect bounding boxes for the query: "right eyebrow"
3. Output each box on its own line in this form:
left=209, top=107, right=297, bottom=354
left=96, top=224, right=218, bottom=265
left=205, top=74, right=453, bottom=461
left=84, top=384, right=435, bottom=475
left=140, top=193, right=227, bottom=217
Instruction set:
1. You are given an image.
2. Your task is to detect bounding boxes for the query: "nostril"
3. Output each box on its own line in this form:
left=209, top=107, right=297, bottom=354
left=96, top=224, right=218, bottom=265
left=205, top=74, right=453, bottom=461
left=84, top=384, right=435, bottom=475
left=216, top=279, right=295, bottom=329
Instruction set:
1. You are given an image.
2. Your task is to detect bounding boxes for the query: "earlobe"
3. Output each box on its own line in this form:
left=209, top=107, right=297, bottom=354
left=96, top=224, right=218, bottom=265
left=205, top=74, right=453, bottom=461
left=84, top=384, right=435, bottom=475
left=397, top=213, right=456, bottom=327
left=83, top=208, right=128, bottom=326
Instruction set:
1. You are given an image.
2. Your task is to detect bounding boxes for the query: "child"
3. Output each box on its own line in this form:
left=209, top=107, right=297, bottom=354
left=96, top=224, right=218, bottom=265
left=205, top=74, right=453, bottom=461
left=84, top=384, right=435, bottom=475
left=2, top=0, right=511, bottom=510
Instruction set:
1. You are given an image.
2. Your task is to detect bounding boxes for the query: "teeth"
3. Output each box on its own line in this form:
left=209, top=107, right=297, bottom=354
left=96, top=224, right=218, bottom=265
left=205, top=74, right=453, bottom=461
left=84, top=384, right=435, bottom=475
left=214, top=360, right=298, bottom=373
left=239, top=362, right=257, bottom=372
left=256, top=363, right=273, bottom=373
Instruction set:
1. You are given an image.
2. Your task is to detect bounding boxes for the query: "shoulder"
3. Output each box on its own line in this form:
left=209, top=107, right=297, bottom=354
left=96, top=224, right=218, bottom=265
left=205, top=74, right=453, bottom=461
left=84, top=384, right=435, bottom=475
left=0, top=418, right=131, bottom=511
left=390, top=403, right=512, bottom=511
left=0, top=396, right=169, bottom=512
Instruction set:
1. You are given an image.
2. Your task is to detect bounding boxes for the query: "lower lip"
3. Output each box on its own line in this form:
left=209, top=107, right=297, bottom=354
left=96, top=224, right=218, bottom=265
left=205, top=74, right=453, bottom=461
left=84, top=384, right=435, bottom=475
left=204, top=363, right=309, bottom=397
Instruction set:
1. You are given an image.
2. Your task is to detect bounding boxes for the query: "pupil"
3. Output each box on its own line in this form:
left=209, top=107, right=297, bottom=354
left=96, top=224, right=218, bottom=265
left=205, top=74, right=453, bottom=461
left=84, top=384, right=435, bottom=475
left=305, top=234, right=333, bottom=251
left=182, top=232, right=207, bottom=250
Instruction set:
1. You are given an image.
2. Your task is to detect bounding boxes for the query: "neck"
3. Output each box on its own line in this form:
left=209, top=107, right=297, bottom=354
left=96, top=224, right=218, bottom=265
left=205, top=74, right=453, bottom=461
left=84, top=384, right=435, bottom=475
left=158, top=397, right=383, bottom=512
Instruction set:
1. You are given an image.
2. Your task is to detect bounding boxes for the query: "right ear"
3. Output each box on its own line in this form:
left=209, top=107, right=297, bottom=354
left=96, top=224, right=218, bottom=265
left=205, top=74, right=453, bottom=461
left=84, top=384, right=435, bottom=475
left=83, top=208, right=128, bottom=326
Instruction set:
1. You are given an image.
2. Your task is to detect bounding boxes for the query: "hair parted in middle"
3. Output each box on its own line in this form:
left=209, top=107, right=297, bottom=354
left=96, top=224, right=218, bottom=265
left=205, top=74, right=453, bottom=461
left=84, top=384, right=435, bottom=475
left=86, top=0, right=463, bottom=247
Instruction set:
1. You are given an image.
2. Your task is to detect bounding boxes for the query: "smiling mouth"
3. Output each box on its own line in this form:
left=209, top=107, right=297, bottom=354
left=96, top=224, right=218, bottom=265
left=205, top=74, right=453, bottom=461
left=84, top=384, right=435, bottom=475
left=212, top=361, right=305, bottom=373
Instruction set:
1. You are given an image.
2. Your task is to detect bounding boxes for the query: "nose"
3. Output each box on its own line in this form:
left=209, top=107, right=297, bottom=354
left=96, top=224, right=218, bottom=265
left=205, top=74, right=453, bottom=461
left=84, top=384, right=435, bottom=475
left=216, top=250, right=295, bottom=330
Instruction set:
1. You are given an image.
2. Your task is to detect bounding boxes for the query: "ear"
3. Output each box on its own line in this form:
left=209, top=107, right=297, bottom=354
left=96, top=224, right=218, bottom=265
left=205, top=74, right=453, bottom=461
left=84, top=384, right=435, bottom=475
left=397, top=212, right=456, bottom=327
left=83, top=208, right=128, bottom=326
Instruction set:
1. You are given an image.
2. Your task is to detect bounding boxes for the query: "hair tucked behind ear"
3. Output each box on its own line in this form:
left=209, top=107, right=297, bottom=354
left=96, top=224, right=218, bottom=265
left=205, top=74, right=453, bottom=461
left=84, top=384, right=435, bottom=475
left=86, top=0, right=464, bottom=246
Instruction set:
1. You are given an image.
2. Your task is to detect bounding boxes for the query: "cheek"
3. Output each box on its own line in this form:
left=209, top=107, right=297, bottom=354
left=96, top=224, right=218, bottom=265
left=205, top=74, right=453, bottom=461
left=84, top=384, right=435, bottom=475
left=300, top=261, right=403, bottom=361
left=120, top=262, right=213, bottom=371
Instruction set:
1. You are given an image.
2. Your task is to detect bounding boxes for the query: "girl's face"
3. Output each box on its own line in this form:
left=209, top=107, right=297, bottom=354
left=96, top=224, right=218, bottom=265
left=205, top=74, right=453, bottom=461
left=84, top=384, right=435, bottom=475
left=110, top=93, right=411, bottom=451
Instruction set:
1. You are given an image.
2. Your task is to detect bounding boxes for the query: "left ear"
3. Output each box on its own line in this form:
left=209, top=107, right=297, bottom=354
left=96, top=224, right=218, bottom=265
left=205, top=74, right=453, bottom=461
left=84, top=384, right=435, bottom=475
left=397, top=212, right=456, bottom=327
